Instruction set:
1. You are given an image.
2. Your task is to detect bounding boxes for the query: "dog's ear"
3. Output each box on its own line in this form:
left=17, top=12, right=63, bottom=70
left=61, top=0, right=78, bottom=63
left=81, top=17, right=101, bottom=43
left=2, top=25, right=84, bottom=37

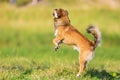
left=65, top=10, right=68, bottom=16
left=59, top=8, right=63, bottom=12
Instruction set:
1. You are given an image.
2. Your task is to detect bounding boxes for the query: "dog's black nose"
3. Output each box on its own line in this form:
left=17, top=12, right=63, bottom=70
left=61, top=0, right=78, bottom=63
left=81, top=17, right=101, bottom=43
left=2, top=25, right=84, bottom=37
left=54, top=9, right=57, bottom=11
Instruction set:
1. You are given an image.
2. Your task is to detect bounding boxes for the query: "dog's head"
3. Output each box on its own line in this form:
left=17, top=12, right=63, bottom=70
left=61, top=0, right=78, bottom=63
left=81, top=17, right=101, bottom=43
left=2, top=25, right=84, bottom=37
left=53, top=8, right=68, bottom=19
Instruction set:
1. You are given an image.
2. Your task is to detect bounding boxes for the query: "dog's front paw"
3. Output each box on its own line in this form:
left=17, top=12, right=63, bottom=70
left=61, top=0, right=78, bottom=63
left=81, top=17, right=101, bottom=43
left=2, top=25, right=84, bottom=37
left=55, top=46, right=59, bottom=51
left=55, top=47, right=58, bottom=51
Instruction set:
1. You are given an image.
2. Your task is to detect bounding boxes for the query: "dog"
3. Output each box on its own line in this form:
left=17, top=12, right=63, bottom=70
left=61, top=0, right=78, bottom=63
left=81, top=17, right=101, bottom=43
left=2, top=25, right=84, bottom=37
left=52, top=8, right=101, bottom=77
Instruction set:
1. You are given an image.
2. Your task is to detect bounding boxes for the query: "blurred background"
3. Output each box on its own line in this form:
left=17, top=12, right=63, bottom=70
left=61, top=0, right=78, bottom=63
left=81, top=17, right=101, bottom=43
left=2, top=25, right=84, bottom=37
left=0, top=0, right=120, bottom=79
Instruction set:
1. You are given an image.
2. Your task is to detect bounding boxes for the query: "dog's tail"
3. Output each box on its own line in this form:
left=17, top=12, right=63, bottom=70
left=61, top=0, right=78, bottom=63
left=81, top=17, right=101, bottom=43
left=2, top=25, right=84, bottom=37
left=87, top=25, right=101, bottom=49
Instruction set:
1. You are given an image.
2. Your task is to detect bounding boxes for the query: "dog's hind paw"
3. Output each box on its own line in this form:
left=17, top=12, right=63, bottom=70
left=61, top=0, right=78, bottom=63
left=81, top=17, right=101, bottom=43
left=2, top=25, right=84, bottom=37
left=76, top=73, right=80, bottom=78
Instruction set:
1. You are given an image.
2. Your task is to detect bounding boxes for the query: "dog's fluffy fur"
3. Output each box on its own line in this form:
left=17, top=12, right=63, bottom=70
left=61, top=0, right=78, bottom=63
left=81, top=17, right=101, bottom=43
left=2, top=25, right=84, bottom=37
left=52, top=8, right=101, bottom=77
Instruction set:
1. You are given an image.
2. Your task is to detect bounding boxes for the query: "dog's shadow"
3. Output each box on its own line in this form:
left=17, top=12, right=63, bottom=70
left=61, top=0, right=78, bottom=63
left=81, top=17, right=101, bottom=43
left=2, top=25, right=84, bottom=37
left=84, top=68, right=120, bottom=79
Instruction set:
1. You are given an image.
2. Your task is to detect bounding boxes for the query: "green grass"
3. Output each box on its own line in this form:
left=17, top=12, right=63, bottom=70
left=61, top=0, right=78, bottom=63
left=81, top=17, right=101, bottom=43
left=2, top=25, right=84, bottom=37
left=0, top=2, right=120, bottom=80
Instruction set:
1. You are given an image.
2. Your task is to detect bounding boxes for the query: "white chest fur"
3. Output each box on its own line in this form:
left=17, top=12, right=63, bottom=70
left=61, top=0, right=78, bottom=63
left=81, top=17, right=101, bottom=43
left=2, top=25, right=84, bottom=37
left=55, top=30, right=58, bottom=36
left=73, top=46, right=80, bottom=52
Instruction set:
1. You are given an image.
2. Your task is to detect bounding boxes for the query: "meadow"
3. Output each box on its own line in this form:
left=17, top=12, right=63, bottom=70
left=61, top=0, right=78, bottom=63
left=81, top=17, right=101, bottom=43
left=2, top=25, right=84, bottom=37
left=0, top=1, right=120, bottom=80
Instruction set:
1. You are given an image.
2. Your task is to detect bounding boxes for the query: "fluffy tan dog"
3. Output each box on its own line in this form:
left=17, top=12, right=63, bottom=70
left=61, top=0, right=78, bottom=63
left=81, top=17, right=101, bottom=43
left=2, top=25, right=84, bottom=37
left=52, top=8, right=101, bottom=77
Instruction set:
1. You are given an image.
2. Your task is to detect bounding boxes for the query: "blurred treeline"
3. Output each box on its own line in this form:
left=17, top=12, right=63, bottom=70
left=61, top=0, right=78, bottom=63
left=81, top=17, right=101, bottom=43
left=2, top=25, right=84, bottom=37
left=0, top=0, right=32, bottom=6
left=0, top=0, right=120, bottom=9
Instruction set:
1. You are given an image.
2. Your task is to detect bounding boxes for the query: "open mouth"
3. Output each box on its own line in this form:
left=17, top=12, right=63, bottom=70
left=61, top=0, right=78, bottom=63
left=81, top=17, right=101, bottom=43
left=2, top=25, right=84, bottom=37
left=52, top=11, right=55, bottom=16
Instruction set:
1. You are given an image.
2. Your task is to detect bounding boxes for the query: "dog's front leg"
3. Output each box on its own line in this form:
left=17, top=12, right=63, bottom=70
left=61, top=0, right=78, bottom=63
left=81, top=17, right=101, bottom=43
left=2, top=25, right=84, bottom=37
left=53, top=36, right=63, bottom=51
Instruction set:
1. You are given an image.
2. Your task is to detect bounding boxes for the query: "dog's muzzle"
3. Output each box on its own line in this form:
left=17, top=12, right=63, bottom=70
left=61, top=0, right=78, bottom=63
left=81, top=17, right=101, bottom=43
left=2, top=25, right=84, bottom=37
left=53, top=10, right=59, bottom=18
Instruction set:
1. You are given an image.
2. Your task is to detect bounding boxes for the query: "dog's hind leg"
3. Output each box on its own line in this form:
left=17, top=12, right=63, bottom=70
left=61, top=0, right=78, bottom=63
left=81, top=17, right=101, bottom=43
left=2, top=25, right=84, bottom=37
left=53, top=36, right=63, bottom=51
left=76, top=51, right=87, bottom=78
